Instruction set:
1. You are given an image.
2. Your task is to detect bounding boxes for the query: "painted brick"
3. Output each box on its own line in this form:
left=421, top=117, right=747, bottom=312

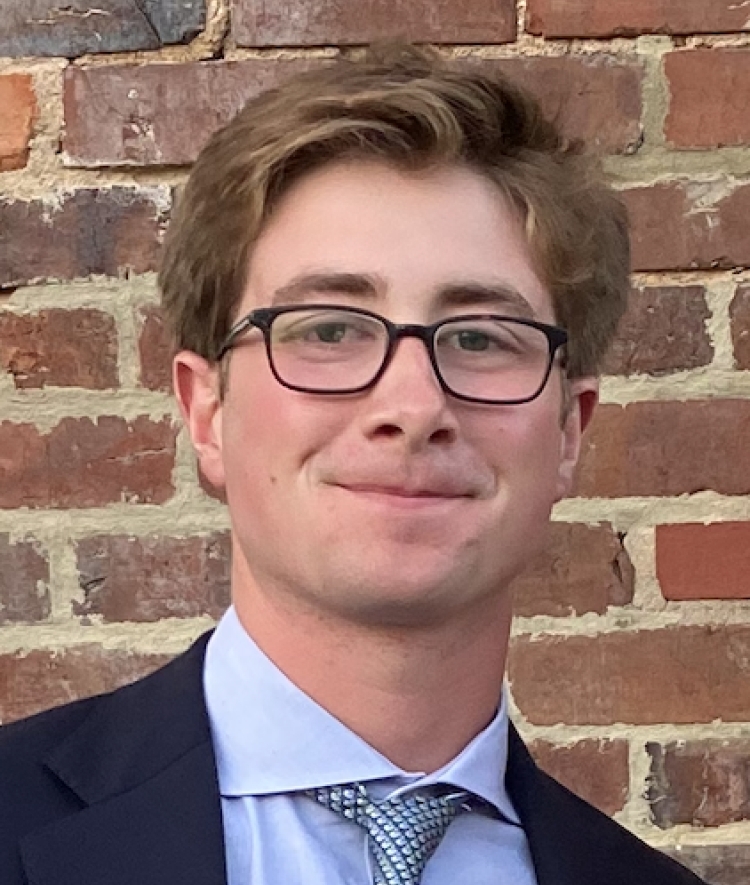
left=63, top=59, right=318, bottom=167
left=0, top=188, right=168, bottom=288
left=730, top=285, right=750, bottom=369
left=0, top=534, right=50, bottom=624
left=0, top=0, right=205, bottom=58
left=0, top=309, right=118, bottom=389
left=603, top=286, right=712, bottom=376
left=529, top=739, right=629, bottom=816
left=0, top=416, right=177, bottom=509
left=0, top=647, right=170, bottom=724
left=232, top=0, right=516, bottom=47
left=138, top=305, right=172, bottom=392
left=508, top=626, right=750, bottom=726
left=0, top=74, right=37, bottom=172
left=656, top=522, right=750, bottom=601
left=482, top=56, right=643, bottom=155
left=665, top=50, right=750, bottom=149
left=662, top=845, right=750, bottom=885
left=624, top=181, right=750, bottom=272
left=74, top=533, right=230, bottom=622
left=576, top=400, right=750, bottom=498
left=526, top=0, right=750, bottom=38
left=512, top=523, right=634, bottom=617
left=648, top=740, right=750, bottom=828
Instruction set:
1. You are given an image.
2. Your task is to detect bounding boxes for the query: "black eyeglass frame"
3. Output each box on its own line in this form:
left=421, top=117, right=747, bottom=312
left=217, top=304, right=569, bottom=405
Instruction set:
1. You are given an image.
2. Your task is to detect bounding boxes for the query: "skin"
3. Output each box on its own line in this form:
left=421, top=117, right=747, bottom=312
left=175, top=161, right=598, bottom=772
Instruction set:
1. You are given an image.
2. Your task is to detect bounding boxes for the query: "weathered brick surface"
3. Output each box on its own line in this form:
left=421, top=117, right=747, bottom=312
left=730, top=285, right=750, bottom=369
left=529, top=739, right=629, bottom=816
left=0, top=0, right=205, bottom=58
left=138, top=305, right=172, bottom=392
left=0, top=188, right=168, bottom=288
left=0, top=417, right=177, bottom=509
left=233, top=0, right=516, bottom=47
left=483, top=56, right=643, bottom=155
left=0, top=534, right=50, bottom=624
left=0, top=309, right=118, bottom=389
left=656, top=522, right=750, bottom=601
left=576, top=400, right=750, bottom=498
left=526, top=0, right=750, bottom=38
left=63, top=59, right=319, bottom=167
left=74, top=533, right=231, bottom=622
left=602, top=286, right=712, bottom=376
left=624, top=181, right=750, bottom=271
left=0, top=74, right=37, bottom=172
left=648, top=739, right=750, bottom=828
left=511, top=523, right=634, bottom=617
left=0, top=647, right=171, bottom=724
left=665, top=50, right=750, bottom=149
left=508, top=626, right=750, bottom=725
left=662, top=845, right=750, bottom=885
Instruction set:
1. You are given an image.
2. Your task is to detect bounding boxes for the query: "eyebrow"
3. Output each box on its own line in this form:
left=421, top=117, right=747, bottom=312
left=269, top=271, right=538, bottom=318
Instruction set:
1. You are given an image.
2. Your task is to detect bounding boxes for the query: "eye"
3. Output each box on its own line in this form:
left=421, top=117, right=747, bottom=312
left=307, top=321, right=350, bottom=343
left=453, top=329, right=494, bottom=352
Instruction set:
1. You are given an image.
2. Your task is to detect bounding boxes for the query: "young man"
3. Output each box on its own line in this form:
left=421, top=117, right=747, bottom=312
left=0, top=45, right=705, bottom=884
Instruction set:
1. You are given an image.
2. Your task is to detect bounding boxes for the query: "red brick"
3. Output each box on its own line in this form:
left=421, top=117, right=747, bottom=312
left=656, top=522, right=750, bottom=601
left=662, top=845, right=750, bottom=885
left=529, top=739, right=629, bottom=816
left=63, top=59, right=318, bottom=167
left=527, top=0, right=750, bottom=38
left=603, top=286, right=712, bottom=375
left=74, top=533, right=230, bottom=622
left=0, top=309, right=118, bottom=389
left=508, top=626, right=750, bottom=725
left=0, top=647, right=170, bottom=724
left=138, top=306, right=172, bottom=392
left=512, top=523, right=634, bottom=617
left=482, top=56, right=643, bottom=155
left=0, top=74, right=37, bottom=172
left=0, top=416, right=177, bottom=509
left=577, top=400, right=750, bottom=498
left=232, top=0, right=516, bottom=46
left=0, top=188, right=168, bottom=288
left=730, top=285, right=750, bottom=369
left=623, top=181, right=750, bottom=272
left=0, top=535, right=50, bottom=624
left=648, top=740, right=750, bottom=828
left=665, top=50, right=750, bottom=149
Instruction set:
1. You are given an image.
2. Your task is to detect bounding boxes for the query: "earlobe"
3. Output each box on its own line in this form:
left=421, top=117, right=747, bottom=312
left=555, top=377, right=599, bottom=501
left=173, top=351, right=227, bottom=490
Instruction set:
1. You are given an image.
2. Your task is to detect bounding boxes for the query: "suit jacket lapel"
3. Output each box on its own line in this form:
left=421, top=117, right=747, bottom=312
left=20, top=632, right=227, bottom=885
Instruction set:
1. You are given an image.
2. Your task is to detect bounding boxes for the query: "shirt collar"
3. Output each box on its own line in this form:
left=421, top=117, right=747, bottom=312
left=203, top=606, right=519, bottom=824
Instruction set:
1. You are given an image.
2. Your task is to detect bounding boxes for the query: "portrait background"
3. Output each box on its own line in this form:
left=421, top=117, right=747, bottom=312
left=1, top=2, right=749, bottom=882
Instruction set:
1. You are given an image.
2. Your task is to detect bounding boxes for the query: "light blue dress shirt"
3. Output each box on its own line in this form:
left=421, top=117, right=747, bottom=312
left=203, top=606, right=538, bottom=885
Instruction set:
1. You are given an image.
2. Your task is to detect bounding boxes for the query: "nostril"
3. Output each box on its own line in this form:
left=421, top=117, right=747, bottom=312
left=371, top=423, right=404, bottom=440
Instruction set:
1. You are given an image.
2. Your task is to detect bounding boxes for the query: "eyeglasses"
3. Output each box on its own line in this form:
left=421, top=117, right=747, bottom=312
left=218, top=304, right=568, bottom=405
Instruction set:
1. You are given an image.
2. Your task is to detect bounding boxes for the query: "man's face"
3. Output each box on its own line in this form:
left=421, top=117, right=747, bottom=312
left=178, top=161, right=597, bottom=628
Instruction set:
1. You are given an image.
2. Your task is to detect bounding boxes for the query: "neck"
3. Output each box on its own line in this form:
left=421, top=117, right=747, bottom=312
left=232, top=570, right=512, bottom=773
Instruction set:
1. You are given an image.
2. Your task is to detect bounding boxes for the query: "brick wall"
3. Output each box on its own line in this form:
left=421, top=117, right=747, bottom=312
left=1, top=2, right=749, bottom=882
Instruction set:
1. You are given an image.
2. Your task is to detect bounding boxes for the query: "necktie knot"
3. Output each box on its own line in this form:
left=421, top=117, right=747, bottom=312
left=306, top=782, right=470, bottom=885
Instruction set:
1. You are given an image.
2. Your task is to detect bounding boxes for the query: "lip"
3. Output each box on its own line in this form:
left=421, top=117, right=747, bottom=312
left=333, top=483, right=473, bottom=506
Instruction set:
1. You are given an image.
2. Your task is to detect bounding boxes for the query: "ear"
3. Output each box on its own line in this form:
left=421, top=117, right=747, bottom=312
left=555, top=376, right=599, bottom=502
left=173, top=350, right=226, bottom=490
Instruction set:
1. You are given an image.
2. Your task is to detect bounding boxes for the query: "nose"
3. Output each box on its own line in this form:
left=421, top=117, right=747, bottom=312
left=358, top=336, right=459, bottom=450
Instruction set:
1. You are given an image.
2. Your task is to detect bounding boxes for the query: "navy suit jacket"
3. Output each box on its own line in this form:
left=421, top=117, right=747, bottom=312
left=0, top=632, right=706, bottom=884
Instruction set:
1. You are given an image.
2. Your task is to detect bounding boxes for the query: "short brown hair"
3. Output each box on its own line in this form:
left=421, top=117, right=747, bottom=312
left=159, top=43, right=629, bottom=378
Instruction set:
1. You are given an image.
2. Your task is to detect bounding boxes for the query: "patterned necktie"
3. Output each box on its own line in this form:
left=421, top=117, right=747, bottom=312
left=306, top=782, right=470, bottom=885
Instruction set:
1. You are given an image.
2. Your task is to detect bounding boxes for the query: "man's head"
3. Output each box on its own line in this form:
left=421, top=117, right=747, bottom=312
left=164, top=45, right=629, bottom=630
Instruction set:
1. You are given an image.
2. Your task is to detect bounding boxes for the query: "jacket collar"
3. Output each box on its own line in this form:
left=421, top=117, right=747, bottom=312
left=21, top=631, right=227, bottom=885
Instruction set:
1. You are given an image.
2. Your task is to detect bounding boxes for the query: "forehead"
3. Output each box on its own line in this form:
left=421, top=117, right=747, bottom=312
left=243, top=161, right=554, bottom=322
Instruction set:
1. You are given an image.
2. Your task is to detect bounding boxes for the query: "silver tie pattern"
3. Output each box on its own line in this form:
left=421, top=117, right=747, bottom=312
left=306, top=782, right=469, bottom=885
